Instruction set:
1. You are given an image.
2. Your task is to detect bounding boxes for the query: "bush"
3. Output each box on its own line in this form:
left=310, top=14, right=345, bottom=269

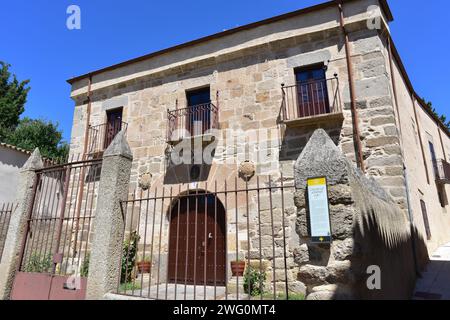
left=25, top=253, right=52, bottom=273
left=120, top=231, right=140, bottom=284
left=243, top=266, right=266, bottom=296
left=80, top=253, right=90, bottom=277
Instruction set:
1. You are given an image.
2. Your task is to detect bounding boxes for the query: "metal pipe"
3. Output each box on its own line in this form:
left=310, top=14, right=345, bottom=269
left=82, top=76, right=93, bottom=159
left=337, top=0, right=365, bottom=172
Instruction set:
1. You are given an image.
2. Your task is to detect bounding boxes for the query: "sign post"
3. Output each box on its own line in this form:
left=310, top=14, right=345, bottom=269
left=307, top=177, right=332, bottom=243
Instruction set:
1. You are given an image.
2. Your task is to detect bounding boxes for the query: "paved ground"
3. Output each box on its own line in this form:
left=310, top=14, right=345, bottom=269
left=414, top=242, right=450, bottom=300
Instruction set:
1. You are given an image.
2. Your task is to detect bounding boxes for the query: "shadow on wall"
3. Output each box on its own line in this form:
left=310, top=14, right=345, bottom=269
left=279, top=124, right=343, bottom=162
left=347, top=211, right=429, bottom=300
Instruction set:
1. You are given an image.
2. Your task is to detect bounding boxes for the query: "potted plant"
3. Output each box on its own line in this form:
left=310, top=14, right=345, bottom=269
left=230, top=258, right=246, bottom=277
left=136, top=255, right=151, bottom=274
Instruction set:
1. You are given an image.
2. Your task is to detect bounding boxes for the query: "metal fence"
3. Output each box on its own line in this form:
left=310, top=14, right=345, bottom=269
left=0, top=203, right=16, bottom=262
left=87, top=121, right=128, bottom=157
left=116, top=175, right=297, bottom=300
left=167, top=102, right=219, bottom=143
left=18, top=158, right=102, bottom=277
left=435, top=158, right=450, bottom=184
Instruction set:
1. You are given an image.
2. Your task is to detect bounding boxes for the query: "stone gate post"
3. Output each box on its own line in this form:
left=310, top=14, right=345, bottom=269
left=0, top=149, right=43, bottom=300
left=86, top=130, right=133, bottom=300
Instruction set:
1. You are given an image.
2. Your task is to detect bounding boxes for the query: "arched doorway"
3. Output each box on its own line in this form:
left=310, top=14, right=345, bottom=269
left=167, top=191, right=226, bottom=286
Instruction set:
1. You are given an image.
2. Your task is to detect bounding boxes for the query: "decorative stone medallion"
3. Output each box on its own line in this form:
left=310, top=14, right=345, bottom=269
left=238, top=160, right=256, bottom=181
left=138, top=172, right=152, bottom=190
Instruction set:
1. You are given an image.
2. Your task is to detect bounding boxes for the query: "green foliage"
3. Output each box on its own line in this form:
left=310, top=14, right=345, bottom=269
left=243, top=266, right=266, bottom=297
left=137, top=254, right=151, bottom=263
left=422, top=97, right=450, bottom=130
left=0, top=61, right=30, bottom=134
left=0, top=62, right=68, bottom=161
left=25, top=253, right=52, bottom=273
left=119, top=282, right=142, bottom=292
left=262, top=292, right=305, bottom=300
left=121, top=231, right=140, bottom=284
left=80, top=253, right=90, bottom=278
left=4, top=117, right=69, bottom=160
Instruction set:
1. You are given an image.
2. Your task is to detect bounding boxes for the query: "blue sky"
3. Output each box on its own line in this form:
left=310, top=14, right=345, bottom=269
left=1, top=0, right=448, bottom=142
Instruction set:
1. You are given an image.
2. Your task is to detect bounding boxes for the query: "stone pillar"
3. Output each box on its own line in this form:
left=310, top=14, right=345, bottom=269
left=0, top=149, right=43, bottom=300
left=292, top=129, right=417, bottom=300
left=86, top=131, right=133, bottom=300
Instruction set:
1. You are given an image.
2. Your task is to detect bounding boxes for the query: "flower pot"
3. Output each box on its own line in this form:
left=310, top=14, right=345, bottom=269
left=136, top=261, right=151, bottom=274
left=230, top=261, right=246, bottom=277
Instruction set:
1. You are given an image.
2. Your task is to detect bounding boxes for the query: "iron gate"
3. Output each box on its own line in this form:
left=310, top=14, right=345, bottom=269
left=0, top=203, right=16, bottom=262
left=116, top=175, right=298, bottom=300
left=11, top=158, right=102, bottom=300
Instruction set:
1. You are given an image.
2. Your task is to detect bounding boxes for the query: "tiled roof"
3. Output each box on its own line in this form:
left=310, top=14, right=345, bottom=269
left=0, top=142, right=33, bottom=156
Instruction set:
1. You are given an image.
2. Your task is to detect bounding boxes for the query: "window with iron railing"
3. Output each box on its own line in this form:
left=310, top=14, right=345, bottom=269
left=167, top=88, right=219, bottom=143
left=281, top=70, right=342, bottom=123
left=86, top=109, right=128, bottom=157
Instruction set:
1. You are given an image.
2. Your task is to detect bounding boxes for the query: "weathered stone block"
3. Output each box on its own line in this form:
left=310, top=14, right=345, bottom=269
left=330, top=205, right=354, bottom=240
left=298, top=264, right=328, bottom=286
left=328, top=184, right=354, bottom=205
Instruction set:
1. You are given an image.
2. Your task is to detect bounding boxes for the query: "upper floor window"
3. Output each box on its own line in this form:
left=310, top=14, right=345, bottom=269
left=420, top=199, right=432, bottom=240
left=186, top=87, right=211, bottom=137
left=428, top=140, right=438, bottom=179
left=105, top=108, right=123, bottom=149
left=294, top=65, right=330, bottom=118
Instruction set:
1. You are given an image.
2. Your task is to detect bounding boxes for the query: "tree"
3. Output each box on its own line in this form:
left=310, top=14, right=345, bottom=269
left=5, top=117, right=69, bottom=160
left=0, top=61, right=69, bottom=160
left=0, top=62, right=30, bottom=136
left=422, top=98, right=450, bottom=131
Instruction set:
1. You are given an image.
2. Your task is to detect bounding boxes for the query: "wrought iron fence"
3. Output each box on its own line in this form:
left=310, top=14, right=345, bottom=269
left=18, top=158, right=102, bottom=277
left=435, top=159, right=450, bottom=184
left=117, top=175, right=298, bottom=300
left=0, top=203, right=16, bottom=262
left=167, top=103, right=219, bottom=143
left=281, top=76, right=342, bottom=122
left=86, top=121, right=128, bottom=157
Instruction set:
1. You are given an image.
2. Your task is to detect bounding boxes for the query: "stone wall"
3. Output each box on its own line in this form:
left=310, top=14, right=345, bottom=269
left=292, top=129, right=428, bottom=300
left=68, top=24, right=406, bottom=199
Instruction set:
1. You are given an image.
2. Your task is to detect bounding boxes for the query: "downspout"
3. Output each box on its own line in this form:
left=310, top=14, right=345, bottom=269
left=72, top=75, right=93, bottom=257
left=336, top=0, right=365, bottom=172
left=82, top=75, right=93, bottom=160
left=387, top=35, right=420, bottom=276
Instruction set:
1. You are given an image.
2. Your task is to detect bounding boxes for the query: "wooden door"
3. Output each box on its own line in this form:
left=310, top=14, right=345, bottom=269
left=295, top=67, right=330, bottom=118
left=168, top=193, right=226, bottom=286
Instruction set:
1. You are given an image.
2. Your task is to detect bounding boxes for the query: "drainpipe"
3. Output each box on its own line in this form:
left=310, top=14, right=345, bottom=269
left=336, top=0, right=365, bottom=172
left=72, top=75, right=93, bottom=257
left=386, top=36, right=420, bottom=276
left=82, top=75, right=93, bottom=160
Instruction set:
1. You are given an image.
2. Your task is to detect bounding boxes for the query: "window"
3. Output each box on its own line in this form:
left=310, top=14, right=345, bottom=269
left=437, top=186, right=446, bottom=208
left=105, top=108, right=123, bottom=149
left=186, top=87, right=211, bottom=136
left=429, top=141, right=438, bottom=179
left=294, top=65, right=329, bottom=118
left=420, top=200, right=432, bottom=240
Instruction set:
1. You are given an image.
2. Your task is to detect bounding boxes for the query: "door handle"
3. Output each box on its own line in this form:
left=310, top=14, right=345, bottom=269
left=208, top=233, right=213, bottom=239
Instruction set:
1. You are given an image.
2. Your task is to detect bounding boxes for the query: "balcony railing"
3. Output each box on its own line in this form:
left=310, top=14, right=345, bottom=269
left=167, top=102, right=219, bottom=143
left=435, top=159, right=450, bottom=184
left=86, top=120, right=128, bottom=156
left=281, top=76, right=342, bottom=125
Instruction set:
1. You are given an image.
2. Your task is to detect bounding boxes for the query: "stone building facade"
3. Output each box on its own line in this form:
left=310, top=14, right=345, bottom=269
left=65, top=0, right=450, bottom=298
